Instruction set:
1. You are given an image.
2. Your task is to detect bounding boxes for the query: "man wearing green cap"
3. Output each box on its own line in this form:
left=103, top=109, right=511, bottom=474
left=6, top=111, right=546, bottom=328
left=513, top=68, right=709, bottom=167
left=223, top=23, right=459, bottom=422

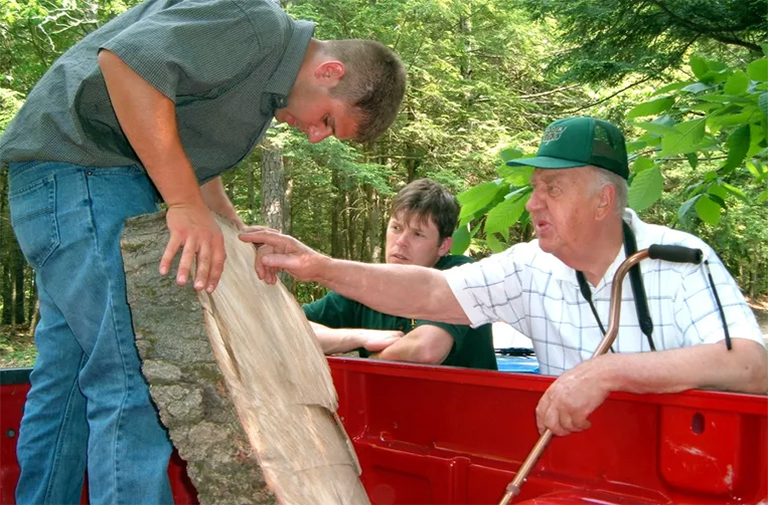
left=241, top=116, right=767, bottom=438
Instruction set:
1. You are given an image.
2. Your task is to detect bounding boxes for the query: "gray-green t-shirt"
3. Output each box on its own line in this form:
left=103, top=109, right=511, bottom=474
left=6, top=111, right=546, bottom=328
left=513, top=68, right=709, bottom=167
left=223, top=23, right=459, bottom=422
left=0, top=0, right=313, bottom=183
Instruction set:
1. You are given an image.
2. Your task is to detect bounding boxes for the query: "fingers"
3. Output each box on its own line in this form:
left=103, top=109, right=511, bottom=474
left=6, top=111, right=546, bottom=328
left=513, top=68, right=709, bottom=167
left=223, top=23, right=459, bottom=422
left=177, top=235, right=198, bottom=286
left=207, top=237, right=227, bottom=293
left=535, top=388, right=595, bottom=437
left=160, top=233, right=183, bottom=277
left=240, top=225, right=279, bottom=234
left=162, top=206, right=226, bottom=292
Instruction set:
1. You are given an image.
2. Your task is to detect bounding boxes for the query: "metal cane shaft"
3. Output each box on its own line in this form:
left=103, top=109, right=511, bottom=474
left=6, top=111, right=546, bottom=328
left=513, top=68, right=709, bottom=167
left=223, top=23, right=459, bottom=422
left=497, top=250, right=650, bottom=504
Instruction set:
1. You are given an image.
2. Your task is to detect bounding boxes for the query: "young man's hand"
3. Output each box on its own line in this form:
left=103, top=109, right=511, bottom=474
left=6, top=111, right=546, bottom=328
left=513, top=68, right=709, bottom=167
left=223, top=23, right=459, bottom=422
left=162, top=202, right=226, bottom=293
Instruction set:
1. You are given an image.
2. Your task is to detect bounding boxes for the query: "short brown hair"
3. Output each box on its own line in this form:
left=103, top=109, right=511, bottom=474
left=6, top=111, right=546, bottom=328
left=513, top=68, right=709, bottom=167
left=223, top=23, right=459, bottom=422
left=391, top=179, right=459, bottom=241
left=325, top=39, right=406, bottom=143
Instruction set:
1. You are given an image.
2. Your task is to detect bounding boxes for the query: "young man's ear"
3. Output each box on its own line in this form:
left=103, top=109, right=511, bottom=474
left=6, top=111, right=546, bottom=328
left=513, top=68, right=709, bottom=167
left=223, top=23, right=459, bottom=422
left=438, top=237, right=453, bottom=257
left=314, top=61, right=345, bottom=83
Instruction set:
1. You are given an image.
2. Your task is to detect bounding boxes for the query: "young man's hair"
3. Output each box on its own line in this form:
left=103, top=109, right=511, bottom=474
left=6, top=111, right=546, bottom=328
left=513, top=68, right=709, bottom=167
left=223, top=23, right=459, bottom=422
left=391, top=179, right=459, bottom=241
left=325, top=39, right=406, bottom=144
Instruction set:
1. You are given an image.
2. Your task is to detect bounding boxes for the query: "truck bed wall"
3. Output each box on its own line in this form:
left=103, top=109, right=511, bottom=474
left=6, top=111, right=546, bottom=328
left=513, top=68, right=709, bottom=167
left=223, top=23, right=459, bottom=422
left=2, top=361, right=767, bottom=505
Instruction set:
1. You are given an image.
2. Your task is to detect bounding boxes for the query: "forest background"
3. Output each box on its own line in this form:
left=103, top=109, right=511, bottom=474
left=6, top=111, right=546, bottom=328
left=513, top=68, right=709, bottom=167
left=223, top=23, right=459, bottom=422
left=1, top=0, right=767, bottom=367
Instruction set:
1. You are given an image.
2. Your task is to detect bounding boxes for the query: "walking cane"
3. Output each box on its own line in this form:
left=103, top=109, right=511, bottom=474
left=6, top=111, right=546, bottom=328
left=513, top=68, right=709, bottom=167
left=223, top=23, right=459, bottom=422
left=497, top=244, right=703, bottom=505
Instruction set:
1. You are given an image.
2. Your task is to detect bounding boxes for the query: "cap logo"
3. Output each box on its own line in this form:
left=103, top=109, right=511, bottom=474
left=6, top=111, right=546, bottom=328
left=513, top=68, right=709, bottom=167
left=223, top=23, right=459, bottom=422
left=541, top=125, right=566, bottom=144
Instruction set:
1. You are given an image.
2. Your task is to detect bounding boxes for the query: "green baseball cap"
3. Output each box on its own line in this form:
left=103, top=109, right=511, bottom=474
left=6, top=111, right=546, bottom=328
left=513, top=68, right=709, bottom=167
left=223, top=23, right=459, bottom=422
left=506, top=116, right=629, bottom=180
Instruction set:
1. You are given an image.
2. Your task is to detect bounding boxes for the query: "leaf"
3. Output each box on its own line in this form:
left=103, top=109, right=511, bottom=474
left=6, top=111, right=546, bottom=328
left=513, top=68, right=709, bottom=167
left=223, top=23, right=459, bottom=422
left=653, top=82, right=690, bottom=95
left=458, top=181, right=505, bottom=220
left=707, top=185, right=728, bottom=204
left=747, top=123, right=766, bottom=157
left=678, top=195, right=700, bottom=221
left=689, top=55, right=708, bottom=81
left=498, top=164, right=534, bottom=187
left=486, top=233, right=507, bottom=254
left=682, top=83, right=711, bottom=94
left=625, top=140, right=647, bottom=153
left=746, top=160, right=762, bottom=178
left=686, top=153, right=698, bottom=169
left=722, top=124, right=750, bottom=172
left=659, top=119, right=706, bottom=156
left=759, top=93, right=768, bottom=117
left=724, top=70, right=749, bottom=95
left=720, top=182, right=747, bottom=201
left=747, top=58, right=768, bottom=82
left=697, top=94, right=754, bottom=105
left=626, top=96, right=675, bottom=119
left=759, top=187, right=768, bottom=204
left=695, top=195, right=722, bottom=225
left=485, top=191, right=530, bottom=237
left=499, top=146, right=525, bottom=163
left=634, top=120, right=677, bottom=136
left=632, top=156, right=654, bottom=172
left=450, top=224, right=471, bottom=255
left=628, top=165, right=663, bottom=211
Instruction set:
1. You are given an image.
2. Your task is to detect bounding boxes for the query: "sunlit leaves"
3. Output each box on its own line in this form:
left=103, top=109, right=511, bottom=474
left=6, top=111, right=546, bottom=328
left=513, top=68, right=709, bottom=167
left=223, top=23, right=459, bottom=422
left=628, top=165, right=663, bottom=211
left=627, top=96, right=675, bottom=119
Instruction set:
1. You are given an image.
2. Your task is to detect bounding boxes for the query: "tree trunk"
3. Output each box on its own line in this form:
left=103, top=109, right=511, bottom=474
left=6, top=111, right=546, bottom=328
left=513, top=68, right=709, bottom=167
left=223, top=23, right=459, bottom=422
left=121, top=212, right=367, bottom=505
left=330, top=170, right=344, bottom=258
left=260, top=141, right=285, bottom=231
left=1, top=258, right=11, bottom=326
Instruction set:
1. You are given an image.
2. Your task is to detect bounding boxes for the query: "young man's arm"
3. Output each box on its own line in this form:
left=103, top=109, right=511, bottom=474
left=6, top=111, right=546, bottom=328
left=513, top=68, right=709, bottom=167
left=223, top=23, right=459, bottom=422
left=240, top=230, right=470, bottom=324
left=309, top=322, right=403, bottom=355
left=370, top=325, right=454, bottom=364
left=99, top=49, right=225, bottom=293
left=536, top=339, right=768, bottom=436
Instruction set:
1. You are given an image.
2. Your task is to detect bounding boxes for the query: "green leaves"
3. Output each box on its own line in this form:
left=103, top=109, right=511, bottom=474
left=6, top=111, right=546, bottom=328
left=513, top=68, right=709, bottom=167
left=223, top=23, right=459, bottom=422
left=695, top=195, right=722, bottom=225
left=689, top=55, right=709, bottom=81
left=724, top=71, right=749, bottom=95
left=484, top=188, right=531, bottom=240
left=659, top=119, right=706, bottom=156
left=628, top=165, right=663, bottom=211
left=722, top=125, right=750, bottom=173
left=626, top=96, right=675, bottom=119
left=747, top=58, right=768, bottom=82
left=457, top=180, right=506, bottom=222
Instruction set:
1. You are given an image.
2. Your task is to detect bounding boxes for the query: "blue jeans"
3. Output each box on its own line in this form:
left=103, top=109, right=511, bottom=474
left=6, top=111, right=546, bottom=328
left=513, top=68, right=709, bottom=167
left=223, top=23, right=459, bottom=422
left=8, top=161, right=174, bottom=505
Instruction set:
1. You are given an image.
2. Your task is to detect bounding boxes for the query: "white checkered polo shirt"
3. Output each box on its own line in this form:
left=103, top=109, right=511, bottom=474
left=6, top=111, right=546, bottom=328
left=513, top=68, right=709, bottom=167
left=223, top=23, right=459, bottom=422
left=444, top=210, right=764, bottom=376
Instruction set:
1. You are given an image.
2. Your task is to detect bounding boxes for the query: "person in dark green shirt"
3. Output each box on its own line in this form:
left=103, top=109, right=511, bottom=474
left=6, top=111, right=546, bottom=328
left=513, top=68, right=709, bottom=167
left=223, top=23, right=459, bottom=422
left=303, top=179, right=497, bottom=370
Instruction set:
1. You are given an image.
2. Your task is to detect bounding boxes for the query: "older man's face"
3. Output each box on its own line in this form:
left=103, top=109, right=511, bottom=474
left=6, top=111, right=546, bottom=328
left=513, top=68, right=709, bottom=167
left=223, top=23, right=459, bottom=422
left=525, top=167, right=603, bottom=264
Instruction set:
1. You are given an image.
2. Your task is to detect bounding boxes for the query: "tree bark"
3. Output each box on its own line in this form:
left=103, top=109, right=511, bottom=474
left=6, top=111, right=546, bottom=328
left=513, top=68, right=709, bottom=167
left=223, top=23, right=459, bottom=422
left=260, top=141, right=286, bottom=231
left=121, top=212, right=367, bottom=505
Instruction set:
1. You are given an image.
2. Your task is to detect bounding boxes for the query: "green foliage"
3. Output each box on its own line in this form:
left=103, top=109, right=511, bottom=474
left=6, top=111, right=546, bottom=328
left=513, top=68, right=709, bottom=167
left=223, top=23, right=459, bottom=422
left=629, top=54, right=768, bottom=224
left=518, top=0, right=767, bottom=84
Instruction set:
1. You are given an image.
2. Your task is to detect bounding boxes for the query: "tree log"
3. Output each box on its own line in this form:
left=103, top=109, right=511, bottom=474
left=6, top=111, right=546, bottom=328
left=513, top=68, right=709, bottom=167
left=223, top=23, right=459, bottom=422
left=121, top=212, right=368, bottom=505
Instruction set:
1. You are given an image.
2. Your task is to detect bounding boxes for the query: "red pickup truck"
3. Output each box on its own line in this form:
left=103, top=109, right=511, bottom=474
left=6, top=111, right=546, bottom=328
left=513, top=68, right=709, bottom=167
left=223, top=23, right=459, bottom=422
left=2, top=359, right=766, bottom=504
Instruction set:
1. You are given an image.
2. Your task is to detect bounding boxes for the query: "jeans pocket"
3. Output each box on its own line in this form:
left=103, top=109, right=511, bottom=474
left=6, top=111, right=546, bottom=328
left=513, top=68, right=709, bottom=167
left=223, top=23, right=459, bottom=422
left=9, top=174, right=60, bottom=269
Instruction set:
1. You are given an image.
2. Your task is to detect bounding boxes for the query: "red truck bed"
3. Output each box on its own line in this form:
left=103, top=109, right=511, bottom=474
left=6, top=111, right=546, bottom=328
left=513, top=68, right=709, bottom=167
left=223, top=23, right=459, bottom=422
left=2, top=359, right=767, bottom=504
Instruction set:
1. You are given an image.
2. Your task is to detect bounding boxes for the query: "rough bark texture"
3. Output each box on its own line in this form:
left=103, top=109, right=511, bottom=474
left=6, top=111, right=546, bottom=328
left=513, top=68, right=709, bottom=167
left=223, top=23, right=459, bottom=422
left=121, top=212, right=368, bottom=505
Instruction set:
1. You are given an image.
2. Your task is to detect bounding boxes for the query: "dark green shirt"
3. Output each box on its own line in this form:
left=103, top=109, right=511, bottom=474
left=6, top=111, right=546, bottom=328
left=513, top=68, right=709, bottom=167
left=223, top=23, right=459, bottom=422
left=0, top=0, right=313, bottom=183
left=303, top=255, right=497, bottom=370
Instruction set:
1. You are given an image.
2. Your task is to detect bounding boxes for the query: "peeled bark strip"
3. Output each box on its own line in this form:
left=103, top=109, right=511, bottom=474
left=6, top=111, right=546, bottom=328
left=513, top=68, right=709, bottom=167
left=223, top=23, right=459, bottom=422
left=122, top=212, right=368, bottom=505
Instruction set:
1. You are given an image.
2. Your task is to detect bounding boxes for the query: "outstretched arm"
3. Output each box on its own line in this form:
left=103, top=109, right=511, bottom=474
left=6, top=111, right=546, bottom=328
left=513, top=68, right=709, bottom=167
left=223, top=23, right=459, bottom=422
left=536, top=338, right=767, bottom=436
left=99, top=49, right=225, bottom=293
left=309, top=322, right=403, bottom=355
left=371, top=325, right=454, bottom=365
left=239, top=230, right=470, bottom=325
